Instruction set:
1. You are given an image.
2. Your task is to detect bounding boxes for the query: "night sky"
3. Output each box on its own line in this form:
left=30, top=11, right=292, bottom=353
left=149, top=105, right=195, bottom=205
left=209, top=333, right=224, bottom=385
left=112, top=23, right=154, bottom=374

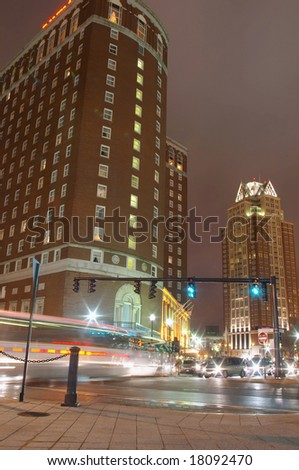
left=1, top=0, right=299, bottom=331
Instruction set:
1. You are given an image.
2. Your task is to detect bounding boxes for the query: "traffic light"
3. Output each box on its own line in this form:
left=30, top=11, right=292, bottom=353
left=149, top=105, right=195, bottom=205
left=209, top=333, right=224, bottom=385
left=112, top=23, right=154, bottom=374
left=261, top=282, right=268, bottom=302
left=187, top=278, right=196, bottom=298
left=73, top=279, right=80, bottom=293
left=134, top=280, right=141, bottom=294
left=250, top=279, right=260, bottom=297
left=148, top=281, right=157, bottom=299
left=88, top=279, right=96, bottom=293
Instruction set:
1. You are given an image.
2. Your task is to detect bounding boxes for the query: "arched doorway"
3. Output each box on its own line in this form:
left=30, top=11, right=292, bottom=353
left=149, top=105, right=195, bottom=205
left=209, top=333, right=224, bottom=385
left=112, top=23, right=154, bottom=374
left=114, top=284, right=142, bottom=328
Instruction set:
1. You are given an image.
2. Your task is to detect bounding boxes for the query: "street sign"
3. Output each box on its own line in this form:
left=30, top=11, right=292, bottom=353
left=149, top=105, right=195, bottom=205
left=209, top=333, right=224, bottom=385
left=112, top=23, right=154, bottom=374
left=258, top=331, right=268, bottom=345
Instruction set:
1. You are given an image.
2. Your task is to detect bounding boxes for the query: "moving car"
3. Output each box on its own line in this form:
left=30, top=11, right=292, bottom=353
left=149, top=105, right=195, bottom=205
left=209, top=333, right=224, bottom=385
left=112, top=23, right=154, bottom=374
left=203, top=357, right=246, bottom=378
left=178, top=359, right=198, bottom=375
left=245, top=357, right=273, bottom=377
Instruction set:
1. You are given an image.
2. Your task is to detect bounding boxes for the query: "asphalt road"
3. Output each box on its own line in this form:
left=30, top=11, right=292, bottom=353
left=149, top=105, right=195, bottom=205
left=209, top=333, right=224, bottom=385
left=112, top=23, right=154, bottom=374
left=3, top=374, right=299, bottom=414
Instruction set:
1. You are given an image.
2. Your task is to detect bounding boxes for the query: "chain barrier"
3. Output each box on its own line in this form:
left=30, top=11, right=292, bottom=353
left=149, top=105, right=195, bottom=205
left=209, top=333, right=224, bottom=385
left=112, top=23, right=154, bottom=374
left=0, top=350, right=70, bottom=363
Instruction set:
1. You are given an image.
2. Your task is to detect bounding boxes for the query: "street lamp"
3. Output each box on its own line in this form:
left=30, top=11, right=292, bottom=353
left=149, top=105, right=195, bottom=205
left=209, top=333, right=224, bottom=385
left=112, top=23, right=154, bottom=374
left=149, top=314, right=156, bottom=338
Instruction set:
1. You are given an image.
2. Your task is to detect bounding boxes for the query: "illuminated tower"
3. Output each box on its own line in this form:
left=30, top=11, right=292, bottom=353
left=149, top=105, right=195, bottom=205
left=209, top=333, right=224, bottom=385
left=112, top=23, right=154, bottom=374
left=0, top=1, right=188, bottom=331
left=222, top=180, right=299, bottom=354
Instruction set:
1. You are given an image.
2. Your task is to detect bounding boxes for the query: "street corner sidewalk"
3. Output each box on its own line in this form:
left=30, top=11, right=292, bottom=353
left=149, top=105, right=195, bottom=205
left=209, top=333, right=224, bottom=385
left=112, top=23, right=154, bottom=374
left=0, top=397, right=299, bottom=450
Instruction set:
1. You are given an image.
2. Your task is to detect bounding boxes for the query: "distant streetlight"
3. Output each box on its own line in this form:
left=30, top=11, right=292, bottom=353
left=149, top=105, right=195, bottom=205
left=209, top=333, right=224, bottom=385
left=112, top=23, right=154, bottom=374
left=149, top=314, right=156, bottom=338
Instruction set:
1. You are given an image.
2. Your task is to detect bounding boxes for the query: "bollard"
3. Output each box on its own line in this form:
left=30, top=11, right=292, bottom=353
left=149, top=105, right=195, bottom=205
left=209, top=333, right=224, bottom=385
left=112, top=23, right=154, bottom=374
left=61, top=346, right=80, bottom=407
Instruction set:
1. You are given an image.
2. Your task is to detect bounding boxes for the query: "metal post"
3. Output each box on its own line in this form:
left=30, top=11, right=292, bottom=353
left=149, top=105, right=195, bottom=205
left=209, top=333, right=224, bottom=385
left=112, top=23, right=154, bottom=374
left=271, top=276, right=281, bottom=378
left=19, top=259, right=40, bottom=402
left=61, top=346, right=80, bottom=407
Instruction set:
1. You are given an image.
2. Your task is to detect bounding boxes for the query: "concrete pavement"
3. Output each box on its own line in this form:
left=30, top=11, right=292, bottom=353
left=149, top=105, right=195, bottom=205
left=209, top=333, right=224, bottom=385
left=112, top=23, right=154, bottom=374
left=0, top=386, right=299, bottom=450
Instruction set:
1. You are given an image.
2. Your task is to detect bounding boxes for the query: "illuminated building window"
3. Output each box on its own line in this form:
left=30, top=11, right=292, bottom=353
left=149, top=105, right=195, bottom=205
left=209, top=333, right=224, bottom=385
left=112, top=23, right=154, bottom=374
left=154, top=171, right=159, bottom=183
left=131, top=175, right=139, bottom=189
left=137, top=73, right=143, bottom=85
left=99, top=164, right=109, bottom=178
left=58, top=20, right=68, bottom=45
left=137, top=16, right=147, bottom=41
left=127, top=257, right=136, bottom=270
left=47, top=31, right=56, bottom=54
left=152, top=245, right=158, bottom=259
left=63, top=164, right=69, bottom=177
left=108, top=2, right=122, bottom=25
left=137, top=58, right=144, bottom=70
left=155, top=153, right=160, bottom=166
left=132, top=156, right=140, bottom=170
left=97, top=184, right=107, bottom=199
left=133, top=139, right=141, bottom=152
left=93, top=227, right=104, bottom=241
left=154, top=188, right=159, bottom=201
left=64, top=67, right=71, bottom=79
left=128, top=236, right=136, bottom=250
left=130, top=194, right=138, bottom=208
left=135, top=104, right=142, bottom=118
left=134, top=121, right=141, bottom=134
left=129, top=214, right=137, bottom=228
left=168, top=146, right=175, bottom=165
left=70, top=9, right=80, bottom=34
left=136, top=89, right=143, bottom=101
left=155, top=137, right=160, bottom=149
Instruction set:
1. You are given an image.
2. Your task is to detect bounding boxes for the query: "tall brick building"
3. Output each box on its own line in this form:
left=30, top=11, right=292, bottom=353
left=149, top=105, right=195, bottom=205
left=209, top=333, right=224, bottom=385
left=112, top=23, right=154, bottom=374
left=0, top=0, right=189, bottom=334
left=222, top=180, right=299, bottom=355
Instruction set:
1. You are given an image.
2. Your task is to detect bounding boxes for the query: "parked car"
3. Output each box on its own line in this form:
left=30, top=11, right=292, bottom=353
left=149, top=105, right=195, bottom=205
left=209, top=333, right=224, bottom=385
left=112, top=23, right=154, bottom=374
left=245, top=357, right=273, bottom=377
left=202, top=357, right=247, bottom=378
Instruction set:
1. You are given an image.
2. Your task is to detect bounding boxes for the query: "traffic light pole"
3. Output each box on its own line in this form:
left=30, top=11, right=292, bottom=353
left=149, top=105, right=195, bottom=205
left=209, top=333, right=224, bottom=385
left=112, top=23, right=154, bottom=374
left=73, top=274, right=281, bottom=376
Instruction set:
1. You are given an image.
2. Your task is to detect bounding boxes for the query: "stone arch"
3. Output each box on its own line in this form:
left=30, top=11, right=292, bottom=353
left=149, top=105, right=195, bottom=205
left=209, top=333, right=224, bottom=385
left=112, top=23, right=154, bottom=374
left=114, top=284, right=142, bottom=328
